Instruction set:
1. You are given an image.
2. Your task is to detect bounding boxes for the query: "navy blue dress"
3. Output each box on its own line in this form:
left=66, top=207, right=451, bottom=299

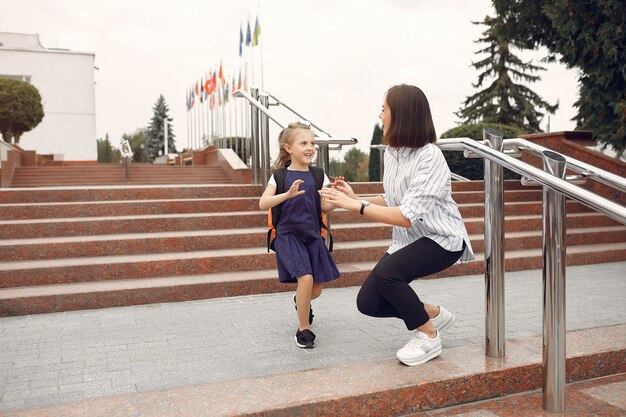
left=274, top=169, right=340, bottom=284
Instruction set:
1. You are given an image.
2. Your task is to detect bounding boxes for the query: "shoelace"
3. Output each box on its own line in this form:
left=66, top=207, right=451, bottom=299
left=406, top=332, right=426, bottom=349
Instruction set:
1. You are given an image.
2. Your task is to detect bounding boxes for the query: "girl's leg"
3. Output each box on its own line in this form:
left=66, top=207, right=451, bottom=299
left=295, top=274, right=314, bottom=330
left=311, top=282, right=322, bottom=300
left=356, top=238, right=462, bottom=331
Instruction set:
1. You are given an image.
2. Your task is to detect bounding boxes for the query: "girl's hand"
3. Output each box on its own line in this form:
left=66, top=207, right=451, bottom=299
left=332, top=177, right=358, bottom=200
left=285, top=179, right=305, bottom=199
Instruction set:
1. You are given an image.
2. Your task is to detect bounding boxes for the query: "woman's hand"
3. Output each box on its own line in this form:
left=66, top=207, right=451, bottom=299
left=318, top=187, right=360, bottom=212
left=285, top=179, right=305, bottom=199
left=331, top=177, right=358, bottom=200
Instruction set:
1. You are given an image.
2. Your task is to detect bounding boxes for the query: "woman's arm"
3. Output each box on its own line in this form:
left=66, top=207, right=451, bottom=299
left=332, top=179, right=386, bottom=206
left=318, top=187, right=410, bottom=227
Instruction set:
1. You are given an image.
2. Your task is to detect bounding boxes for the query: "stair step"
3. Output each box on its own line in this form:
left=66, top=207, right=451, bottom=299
left=3, top=224, right=625, bottom=262
left=1, top=244, right=624, bottom=313
left=0, top=184, right=265, bottom=203
left=1, top=196, right=591, bottom=221
left=1, top=210, right=619, bottom=239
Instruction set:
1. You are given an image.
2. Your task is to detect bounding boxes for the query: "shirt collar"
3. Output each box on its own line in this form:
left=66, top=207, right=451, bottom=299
left=388, top=146, right=421, bottom=161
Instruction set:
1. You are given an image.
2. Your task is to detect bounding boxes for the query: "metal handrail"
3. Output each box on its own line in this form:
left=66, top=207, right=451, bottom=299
left=234, top=89, right=357, bottom=146
left=505, top=138, right=626, bottom=193
left=439, top=138, right=626, bottom=225
left=234, top=89, right=288, bottom=129
left=444, top=133, right=625, bottom=413
left=234, top=88, right=358, bottom=185
left=265, top=92, right=332, bottom=137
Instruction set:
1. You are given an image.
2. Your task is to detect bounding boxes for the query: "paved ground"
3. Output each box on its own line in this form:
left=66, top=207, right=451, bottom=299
left=1, top=261, right=625, bottom=412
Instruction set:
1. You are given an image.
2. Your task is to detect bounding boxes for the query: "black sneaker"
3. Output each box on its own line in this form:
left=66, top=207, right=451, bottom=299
left=293, top=294, right=314, bottom=325
left=295, top=329, right=316, bottom=349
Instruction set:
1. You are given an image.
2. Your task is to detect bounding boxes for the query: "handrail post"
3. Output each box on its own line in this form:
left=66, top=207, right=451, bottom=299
left=541, top=150, right=567, bottom=413
left=250, top=87, right=260, bottom=184
left=483, top=128, right=505, bottom=358
left=258, top=93, right=271, bottom=187
left=316, top=143, right=332, bottom=249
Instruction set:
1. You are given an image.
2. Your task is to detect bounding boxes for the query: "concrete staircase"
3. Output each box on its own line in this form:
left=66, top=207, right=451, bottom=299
left=1, top=180, right=625, bottom=317
left=9, top=163, right=232, bottom=187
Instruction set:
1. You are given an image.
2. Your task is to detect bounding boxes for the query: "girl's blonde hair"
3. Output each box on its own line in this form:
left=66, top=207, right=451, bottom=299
left=272, top=122, right=312, bottom=170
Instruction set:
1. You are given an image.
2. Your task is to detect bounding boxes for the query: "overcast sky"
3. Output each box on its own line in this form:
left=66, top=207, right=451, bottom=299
left=2, top=0, right=580, bottom=159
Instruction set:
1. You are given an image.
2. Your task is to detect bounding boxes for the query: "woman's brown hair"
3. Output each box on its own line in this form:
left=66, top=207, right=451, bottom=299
left=384, top=84, right=437, bottom=148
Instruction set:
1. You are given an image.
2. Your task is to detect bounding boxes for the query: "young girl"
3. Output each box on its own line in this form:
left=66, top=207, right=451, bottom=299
left=259, top=122, right=340, bottom=349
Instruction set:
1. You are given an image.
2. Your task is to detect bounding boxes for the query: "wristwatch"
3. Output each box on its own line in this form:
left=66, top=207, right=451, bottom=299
left=359, top=200, right=370, bottom=215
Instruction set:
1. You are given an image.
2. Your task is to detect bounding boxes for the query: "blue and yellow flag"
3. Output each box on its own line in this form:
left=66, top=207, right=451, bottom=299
left=252, top=16, right=261, bottom=47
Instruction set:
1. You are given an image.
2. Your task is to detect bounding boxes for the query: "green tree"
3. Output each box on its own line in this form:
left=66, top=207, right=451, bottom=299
left=122, top=128, right=149, bottom=162
left=0, top=78, right=44, bottom=144
left=440, top=123, right=526, bottom=180
left=147, top=95, right=176, bottom=161
left=331, top=147, right=369, bottom=182
left=97, top=133, right=121, bottom=163
left=456, top=14, right=558, bottom=132
left=368, top=124, right=384, bottom=181
left=494, top=0, right=626, bottom=157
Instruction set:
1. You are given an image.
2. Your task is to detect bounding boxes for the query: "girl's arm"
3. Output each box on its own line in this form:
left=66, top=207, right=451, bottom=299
left=259, top=179, right=305, bottom=210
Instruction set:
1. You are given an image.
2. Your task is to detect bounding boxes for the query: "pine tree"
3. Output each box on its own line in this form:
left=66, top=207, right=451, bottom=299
left=456, top=14, right=558, bottom=132
left=368, top=124, right=383, bottom=181
left=97, top=133, right=120, bottom=163
left=147, top=95, right=176, bottom=161
left=494, top=0, right=626, bottom=156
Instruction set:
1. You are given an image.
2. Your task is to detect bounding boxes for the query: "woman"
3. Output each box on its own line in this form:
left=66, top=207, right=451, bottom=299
left=319, top=84, right=474, bottom=366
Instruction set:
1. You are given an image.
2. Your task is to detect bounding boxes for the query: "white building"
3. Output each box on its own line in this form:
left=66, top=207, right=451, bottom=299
left=0, top=32, right=96, bottom=162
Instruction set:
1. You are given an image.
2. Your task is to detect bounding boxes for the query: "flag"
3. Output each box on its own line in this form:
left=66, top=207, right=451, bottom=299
left=237, top=69, right=242, bottom=90
left=204, top=77, right=211, bottom=95
left=194, top=81, right=199, bottom=97
left=224, top=82, right=229, bottom=103
left=199, top=78, right=204, bottom=103
left=243, top=63, right=249, bottom=92
left=231, top=75, right=236, bottom=94
left=210, top=93, right=216, bottom=110
left=252, top=15, right=261, bottom=47
left=245, top=20, right=252, bottom=46
left=239, top=24, right=244, bottom=57
left=218, top=61, right=225, bottom=84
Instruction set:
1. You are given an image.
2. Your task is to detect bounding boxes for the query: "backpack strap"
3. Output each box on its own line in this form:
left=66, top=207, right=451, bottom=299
left=267, top=168, right=286, bottom=252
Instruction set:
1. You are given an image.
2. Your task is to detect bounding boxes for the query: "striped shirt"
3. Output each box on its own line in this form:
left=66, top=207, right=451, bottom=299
left=383, top=143, right=475, bottom=262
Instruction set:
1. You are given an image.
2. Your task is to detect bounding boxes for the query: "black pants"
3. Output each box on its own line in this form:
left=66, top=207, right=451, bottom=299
left=356, top=237, right=464, bottom=330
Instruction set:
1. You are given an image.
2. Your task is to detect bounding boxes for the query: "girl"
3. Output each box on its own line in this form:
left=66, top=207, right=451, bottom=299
left=259, top=122, right=340, bottom=349
left=320, top=84, right=474, bottom=365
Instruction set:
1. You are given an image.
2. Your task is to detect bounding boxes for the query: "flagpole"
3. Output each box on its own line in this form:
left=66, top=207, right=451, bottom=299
left=257, top=6, right=264, bottom=91
left=205, top=74, right=209, bottom=145
left=195, top=92, right=200, bottom=149
left=186, top=90, right=190, bottom=152
left=248, top=15, right=256, bottom=87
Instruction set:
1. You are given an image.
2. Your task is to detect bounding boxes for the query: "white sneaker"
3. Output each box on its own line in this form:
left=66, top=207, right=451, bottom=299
left=430, top=306, right=455, bottom=332
left=396, top=330, right=442, bottom=366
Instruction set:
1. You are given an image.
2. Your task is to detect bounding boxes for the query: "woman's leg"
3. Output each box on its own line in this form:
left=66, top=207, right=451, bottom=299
left=295, top=274, right=314, bottom=330
left=356, top=238, right=463, bottom=331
